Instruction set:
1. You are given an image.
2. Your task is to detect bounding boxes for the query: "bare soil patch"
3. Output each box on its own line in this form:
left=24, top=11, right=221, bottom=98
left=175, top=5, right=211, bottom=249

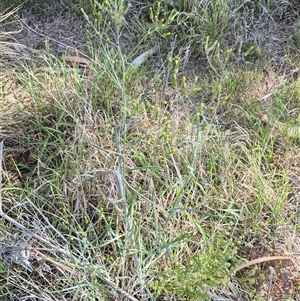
left=0, top=3, right=90, bottom=132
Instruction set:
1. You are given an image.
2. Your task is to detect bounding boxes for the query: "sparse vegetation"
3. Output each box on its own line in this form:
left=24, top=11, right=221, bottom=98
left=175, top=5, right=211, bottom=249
left=0, top=0, right=300, bottom=300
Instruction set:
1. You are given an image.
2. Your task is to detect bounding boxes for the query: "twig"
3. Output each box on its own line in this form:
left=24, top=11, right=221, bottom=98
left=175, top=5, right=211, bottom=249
left=64, top=55, right=92, bottom=67
left=233, top=256, right=294, bottom=274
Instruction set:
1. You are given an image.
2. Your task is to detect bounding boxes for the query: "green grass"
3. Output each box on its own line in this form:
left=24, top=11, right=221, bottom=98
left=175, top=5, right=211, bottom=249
left=0, top=0, right=300, bottom=300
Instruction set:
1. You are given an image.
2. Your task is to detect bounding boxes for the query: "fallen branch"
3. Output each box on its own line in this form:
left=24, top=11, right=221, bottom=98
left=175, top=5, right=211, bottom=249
left=233, top=256, right=294, bottom=274
left=64, top=55, right=92, bottom=67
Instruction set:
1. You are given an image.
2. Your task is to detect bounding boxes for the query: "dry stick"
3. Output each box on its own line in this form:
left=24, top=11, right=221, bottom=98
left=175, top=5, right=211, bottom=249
left=233, top=256, right=294, bottom=274
left=64, top=55, right=92, bottom=67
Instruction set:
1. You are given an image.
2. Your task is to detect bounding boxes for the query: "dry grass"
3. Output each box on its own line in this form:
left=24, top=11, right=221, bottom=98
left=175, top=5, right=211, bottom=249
left=0, top=1, right=300, bottom=300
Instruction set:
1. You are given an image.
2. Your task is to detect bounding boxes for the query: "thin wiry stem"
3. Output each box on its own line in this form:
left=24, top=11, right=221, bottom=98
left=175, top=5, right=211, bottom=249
left=16, top=197, right=69, bottom=245
left=0, top=204, right=71, bottom=258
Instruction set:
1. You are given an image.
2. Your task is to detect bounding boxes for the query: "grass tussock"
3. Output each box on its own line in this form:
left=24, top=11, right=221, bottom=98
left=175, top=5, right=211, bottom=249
left=1, top=0, right=300, bottom=300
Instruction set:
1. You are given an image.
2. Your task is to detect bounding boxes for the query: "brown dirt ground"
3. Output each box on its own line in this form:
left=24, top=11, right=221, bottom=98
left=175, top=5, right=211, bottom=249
left=0, top=3, right=90, bottom=133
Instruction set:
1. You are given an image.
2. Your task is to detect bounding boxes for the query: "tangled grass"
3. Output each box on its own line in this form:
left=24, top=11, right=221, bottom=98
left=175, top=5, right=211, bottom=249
left=0, top=1, right=300, bottom=300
